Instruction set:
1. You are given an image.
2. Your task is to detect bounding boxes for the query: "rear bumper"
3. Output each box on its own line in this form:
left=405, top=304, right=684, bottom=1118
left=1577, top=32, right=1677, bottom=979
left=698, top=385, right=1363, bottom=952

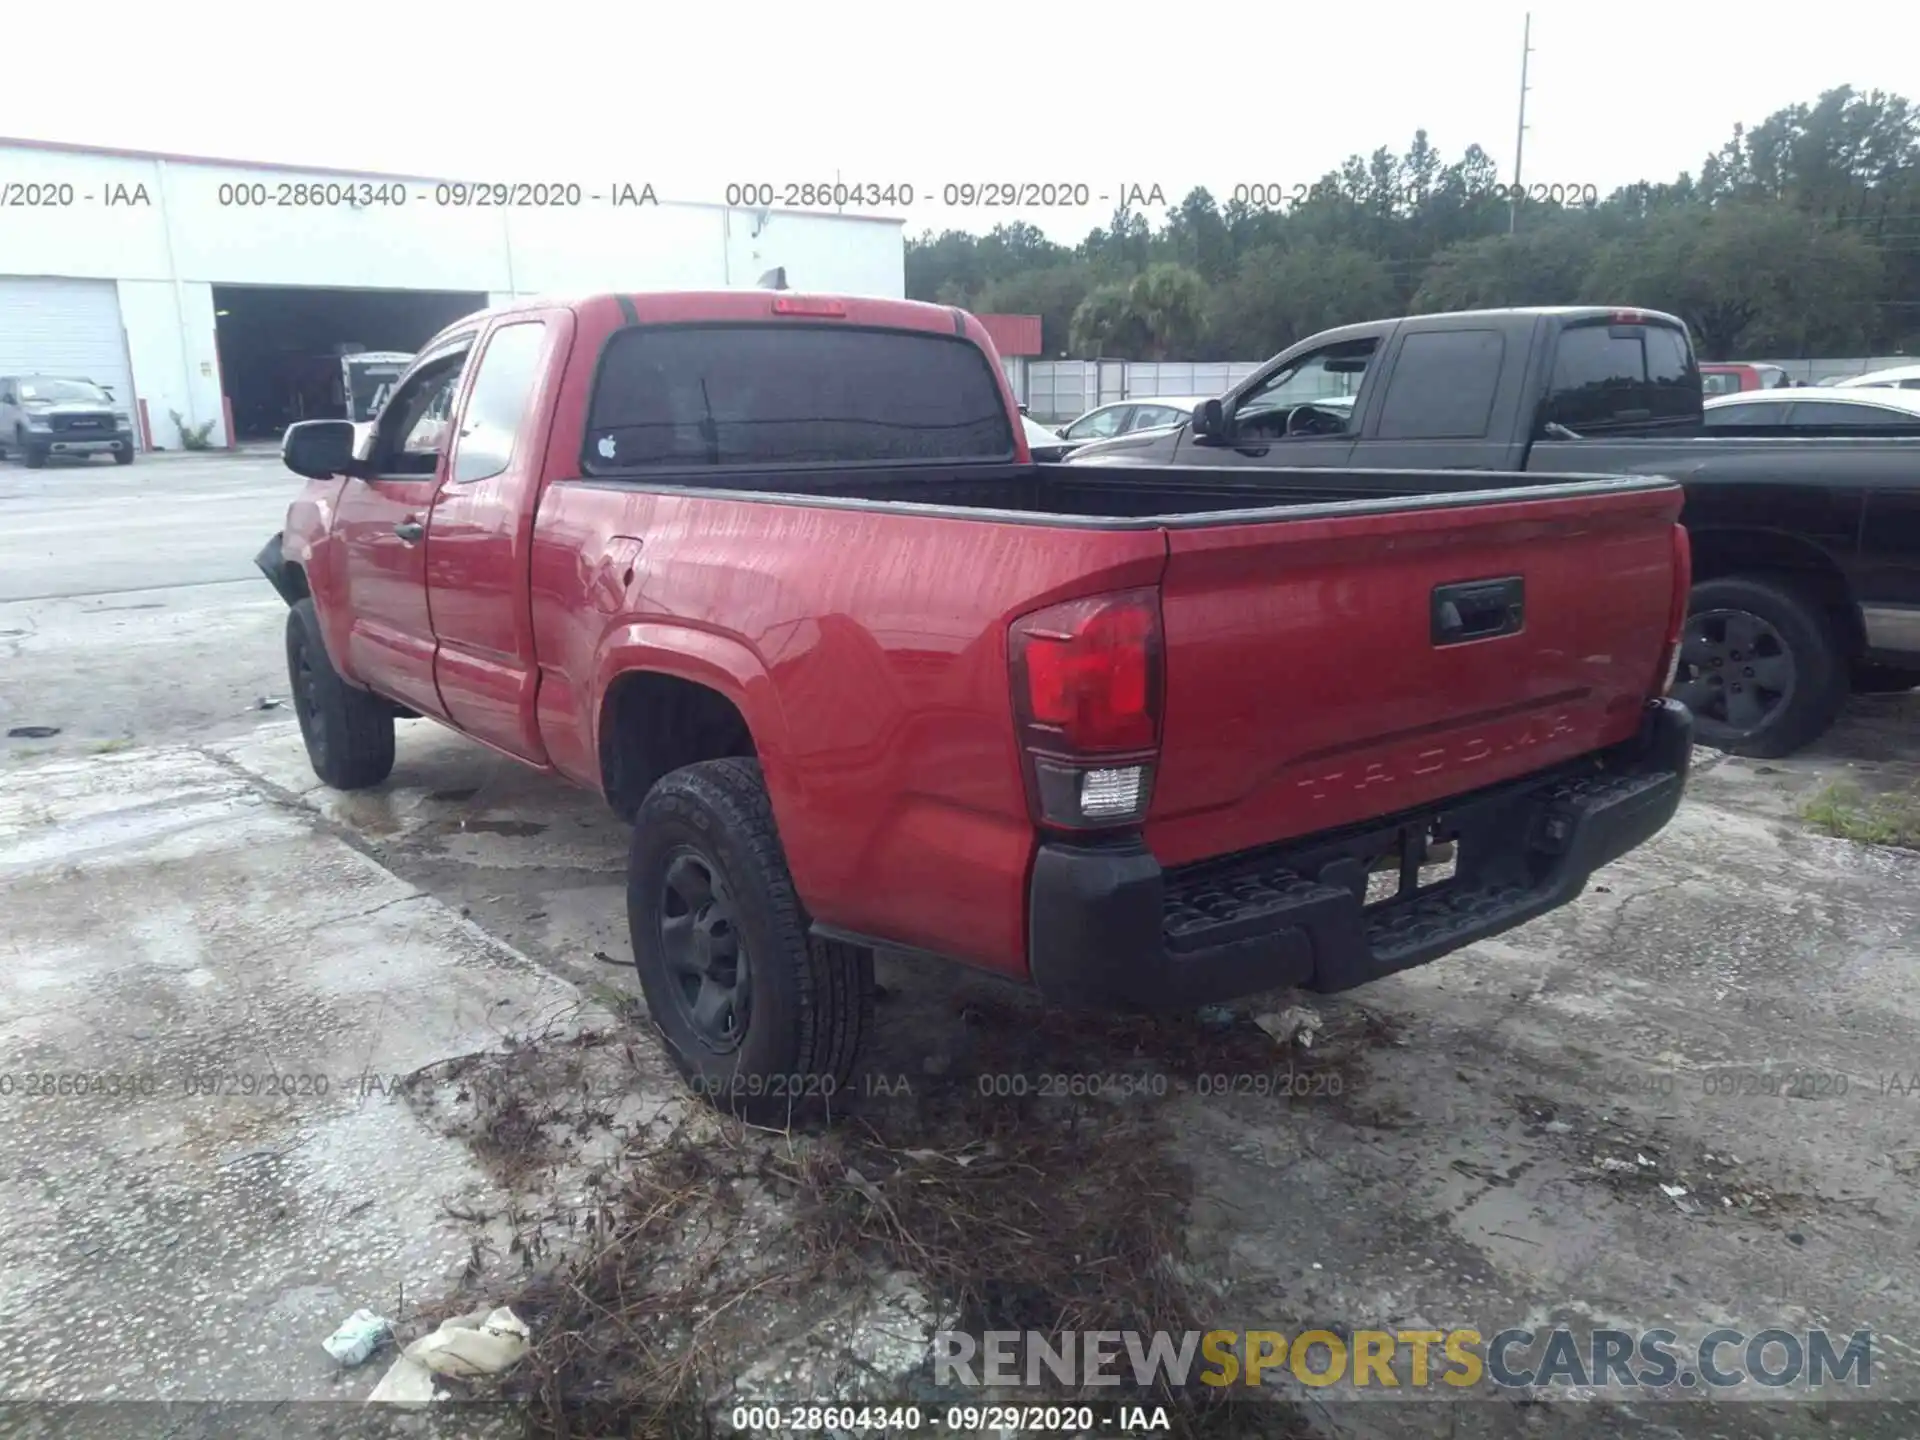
left=1028, top=698, right=1693, bottom=1009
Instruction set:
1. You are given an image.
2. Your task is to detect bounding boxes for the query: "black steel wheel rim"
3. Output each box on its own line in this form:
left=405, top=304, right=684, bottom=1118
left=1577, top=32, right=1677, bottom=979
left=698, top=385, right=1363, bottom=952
left=658, top=846, right=751, bottom=1053
left=1670, top=607, right=1796, bottom=736
left=290, top=627, right=328, bottom=767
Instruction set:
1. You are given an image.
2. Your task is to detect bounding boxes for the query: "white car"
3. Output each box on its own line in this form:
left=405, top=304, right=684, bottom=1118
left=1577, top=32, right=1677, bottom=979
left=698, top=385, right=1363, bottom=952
left=1829, top=363, right=1920, bottom=391
left=1703, top=388, right=1920, bottom=426
left=1055, top=396, right=1213, bottom=444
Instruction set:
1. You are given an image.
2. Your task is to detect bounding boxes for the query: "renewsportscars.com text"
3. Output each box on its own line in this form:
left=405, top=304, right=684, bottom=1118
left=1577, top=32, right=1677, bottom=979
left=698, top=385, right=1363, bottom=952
left=934, top=1327, right=1874, bottom=1393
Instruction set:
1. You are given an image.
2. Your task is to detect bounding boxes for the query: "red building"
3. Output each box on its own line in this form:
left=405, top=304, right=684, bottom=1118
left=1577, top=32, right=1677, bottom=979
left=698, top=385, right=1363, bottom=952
left=975, top=314, right=1044, bottom=358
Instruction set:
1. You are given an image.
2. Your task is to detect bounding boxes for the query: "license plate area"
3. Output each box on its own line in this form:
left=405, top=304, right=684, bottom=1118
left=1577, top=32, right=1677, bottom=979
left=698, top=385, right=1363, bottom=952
left=1360, top=826, right=1458, bottom=907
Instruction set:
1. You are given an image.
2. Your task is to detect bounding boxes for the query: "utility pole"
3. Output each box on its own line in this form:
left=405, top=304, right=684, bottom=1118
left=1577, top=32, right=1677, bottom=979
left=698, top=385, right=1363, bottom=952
left=1510, top=11, right=1533, bottom=235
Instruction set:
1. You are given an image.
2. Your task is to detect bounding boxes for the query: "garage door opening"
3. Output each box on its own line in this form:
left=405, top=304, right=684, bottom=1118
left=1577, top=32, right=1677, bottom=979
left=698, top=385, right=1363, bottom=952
left=212, top=285, right=487, bottom=441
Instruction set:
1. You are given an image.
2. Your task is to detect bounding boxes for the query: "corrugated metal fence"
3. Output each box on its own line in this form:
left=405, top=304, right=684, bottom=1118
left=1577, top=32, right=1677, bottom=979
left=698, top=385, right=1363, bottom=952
left=1010, top=360, right=1264, bottom=421
left=1004, top=355, right=1914, bottom=421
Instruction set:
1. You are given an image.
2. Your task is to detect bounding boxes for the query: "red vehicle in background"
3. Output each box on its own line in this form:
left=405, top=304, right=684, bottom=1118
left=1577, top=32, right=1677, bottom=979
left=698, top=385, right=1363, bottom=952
left=255, top=290, right=1694, bottom=1117
left=1700, top=362, right=1792, bottom=396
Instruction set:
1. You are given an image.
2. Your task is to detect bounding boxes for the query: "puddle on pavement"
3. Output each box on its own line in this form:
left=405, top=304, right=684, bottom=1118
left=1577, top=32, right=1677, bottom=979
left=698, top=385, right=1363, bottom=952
left=416, top=817, right=550, bottom=839
left=328, top=792, right=410, bottom=837
left=453, top=819, right=548, bottom=837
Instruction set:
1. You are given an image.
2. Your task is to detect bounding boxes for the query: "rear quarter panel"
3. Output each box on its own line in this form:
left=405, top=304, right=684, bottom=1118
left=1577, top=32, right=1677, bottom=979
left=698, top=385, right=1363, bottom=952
left=529, top=483, right=1165, bottom=975
left=1529, top=434, right=1894, bottom=579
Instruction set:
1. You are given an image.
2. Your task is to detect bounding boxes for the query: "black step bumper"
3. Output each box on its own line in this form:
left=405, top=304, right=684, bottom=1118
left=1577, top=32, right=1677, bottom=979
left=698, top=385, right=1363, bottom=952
left=1028, top=699, right=1693, bottom=1009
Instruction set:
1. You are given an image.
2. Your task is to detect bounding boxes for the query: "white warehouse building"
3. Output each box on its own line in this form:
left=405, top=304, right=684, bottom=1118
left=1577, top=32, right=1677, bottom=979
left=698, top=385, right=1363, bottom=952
left=0, top=137, right=906, bottom=453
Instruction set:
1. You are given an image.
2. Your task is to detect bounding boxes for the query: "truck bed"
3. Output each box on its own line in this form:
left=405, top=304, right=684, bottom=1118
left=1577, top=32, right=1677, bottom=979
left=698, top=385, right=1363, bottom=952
left=576, top=461, right=1662, bottom=524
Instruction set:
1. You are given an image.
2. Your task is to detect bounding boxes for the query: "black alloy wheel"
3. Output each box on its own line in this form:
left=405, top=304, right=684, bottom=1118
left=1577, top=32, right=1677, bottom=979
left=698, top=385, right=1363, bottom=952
left=658, top=846, right=752, bottom=1051
left=1670, top=576, right=1846, bottom=759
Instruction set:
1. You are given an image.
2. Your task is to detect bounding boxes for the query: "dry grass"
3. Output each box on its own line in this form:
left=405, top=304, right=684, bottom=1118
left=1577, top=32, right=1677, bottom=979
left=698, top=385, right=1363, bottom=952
left=400, top=992, right=1330, bottom=1439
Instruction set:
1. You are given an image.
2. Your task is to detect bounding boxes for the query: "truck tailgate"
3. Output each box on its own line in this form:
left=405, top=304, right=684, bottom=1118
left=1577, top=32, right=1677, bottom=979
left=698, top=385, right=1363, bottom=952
left=1146, top=477, right=1685, bottom=868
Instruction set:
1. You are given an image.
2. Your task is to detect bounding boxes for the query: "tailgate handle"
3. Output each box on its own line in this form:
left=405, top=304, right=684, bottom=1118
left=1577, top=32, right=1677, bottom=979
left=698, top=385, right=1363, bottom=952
left=1432, top=576, right=1524, bottom=646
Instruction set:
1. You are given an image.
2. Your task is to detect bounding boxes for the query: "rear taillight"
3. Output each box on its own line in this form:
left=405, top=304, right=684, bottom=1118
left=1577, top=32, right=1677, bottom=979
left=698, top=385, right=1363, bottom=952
left=771, top=296, right=847, bottom=317
left=1657, top=523, right=1693, bottom=696
left=1010, top=588, right=1163, bottom=830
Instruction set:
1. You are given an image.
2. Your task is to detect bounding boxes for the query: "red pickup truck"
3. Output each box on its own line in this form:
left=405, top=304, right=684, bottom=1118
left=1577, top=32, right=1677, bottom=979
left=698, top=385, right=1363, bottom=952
left=257, top=290, right=1694, bottom=1116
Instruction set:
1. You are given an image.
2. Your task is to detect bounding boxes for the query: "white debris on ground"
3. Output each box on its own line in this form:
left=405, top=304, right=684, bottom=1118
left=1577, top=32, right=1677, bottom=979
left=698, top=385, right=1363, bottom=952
left=367, top=1305, right=531, bottom=1404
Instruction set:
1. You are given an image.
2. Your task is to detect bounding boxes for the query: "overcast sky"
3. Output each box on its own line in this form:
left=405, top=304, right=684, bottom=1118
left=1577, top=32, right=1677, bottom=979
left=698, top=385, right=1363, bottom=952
left=3, top=1, right=1913, bottom=243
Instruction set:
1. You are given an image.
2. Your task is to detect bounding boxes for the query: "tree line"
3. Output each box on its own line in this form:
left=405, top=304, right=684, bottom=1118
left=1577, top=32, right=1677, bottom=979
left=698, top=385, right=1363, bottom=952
left=905, top=87, right=1920, bottom=363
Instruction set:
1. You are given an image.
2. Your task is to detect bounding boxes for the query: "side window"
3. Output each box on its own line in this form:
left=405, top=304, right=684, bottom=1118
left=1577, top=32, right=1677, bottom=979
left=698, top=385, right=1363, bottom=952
left=1703, top=403, right=1786, bottom=428
left=1233, top=339, right=1378, bottom=437
left=373, top=344, right=473, bottom=477
left=1787, top=402, right=1920, bottom=428
left=1374, top=330, right=1506, bottom=440
left=1128, top=405, right=1184, bottom=431
left=451, top=322, right=548, bottom=484
left=1544, top=322, right=1696, bottom=431
left=1070, top=407, right=1127, bottom=440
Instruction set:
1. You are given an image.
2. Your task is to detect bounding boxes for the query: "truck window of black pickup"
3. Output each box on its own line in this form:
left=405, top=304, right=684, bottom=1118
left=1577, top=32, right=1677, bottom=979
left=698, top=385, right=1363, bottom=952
left=1229, top=338, right=1376, bottom=439
left=1544, top=320, right=1697, bottom=432
left=1375, top=329, right=1506, bottom=440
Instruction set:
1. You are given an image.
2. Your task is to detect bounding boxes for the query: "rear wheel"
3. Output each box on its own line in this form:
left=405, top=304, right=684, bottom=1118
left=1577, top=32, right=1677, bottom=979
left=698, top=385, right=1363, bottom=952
left=1671, top=576, right=1846, bottom=759
left=285, top=597, right=396, bottom=789
left=628, top=757, right=873, bottom=1124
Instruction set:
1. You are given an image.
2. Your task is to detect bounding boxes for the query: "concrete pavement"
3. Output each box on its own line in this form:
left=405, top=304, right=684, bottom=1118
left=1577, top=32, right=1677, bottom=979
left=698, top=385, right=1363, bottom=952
left=0, top=743, right=588, bottom=1400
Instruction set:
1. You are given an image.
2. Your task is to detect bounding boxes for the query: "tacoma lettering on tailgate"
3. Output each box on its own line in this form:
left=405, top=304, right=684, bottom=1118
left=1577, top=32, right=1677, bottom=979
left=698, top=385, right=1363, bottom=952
left=1294, top=711, right=1580, bottom=803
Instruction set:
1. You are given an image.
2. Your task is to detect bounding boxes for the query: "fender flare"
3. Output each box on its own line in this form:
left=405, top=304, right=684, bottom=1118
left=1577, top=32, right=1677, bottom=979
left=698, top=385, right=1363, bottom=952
left=590, top=622, right=795, bottom=781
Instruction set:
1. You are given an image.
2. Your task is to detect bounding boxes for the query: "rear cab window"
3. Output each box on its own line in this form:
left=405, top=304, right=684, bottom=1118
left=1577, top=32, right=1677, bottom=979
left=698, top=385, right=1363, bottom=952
left=582, top=325, right=1015, bottom=474
left=1543, top=318, right=1699, bottom=433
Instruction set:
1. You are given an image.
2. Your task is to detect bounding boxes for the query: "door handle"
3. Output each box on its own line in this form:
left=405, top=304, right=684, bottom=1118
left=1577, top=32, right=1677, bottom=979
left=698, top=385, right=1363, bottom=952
left=394, top=521, right=424, bottom=543
left=1432, top=576, right=1525, bottom=646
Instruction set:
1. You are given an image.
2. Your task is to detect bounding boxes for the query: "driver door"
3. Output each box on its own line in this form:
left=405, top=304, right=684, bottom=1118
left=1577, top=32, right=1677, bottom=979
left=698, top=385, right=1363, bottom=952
left=1181, top=338, right=1376, bottom=469
left=330, top=334, right=476, bottom=720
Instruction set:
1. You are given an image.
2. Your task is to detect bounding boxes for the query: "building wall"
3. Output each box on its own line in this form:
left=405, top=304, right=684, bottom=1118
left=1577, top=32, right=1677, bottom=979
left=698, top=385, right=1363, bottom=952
left=0, top=141, right=905, bottom=447
left=115, top=280, right=221, bottom=446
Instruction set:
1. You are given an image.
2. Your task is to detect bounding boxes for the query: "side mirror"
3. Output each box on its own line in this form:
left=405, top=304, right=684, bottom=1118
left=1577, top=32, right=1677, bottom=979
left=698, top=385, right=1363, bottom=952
left=283, top=419, right=362, bottom=480
left=1191, top=398, right=1225, bottom=439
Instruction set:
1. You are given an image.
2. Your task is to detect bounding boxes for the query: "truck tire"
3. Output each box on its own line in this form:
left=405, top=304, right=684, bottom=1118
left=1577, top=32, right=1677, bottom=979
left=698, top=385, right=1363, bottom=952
left=628, top=757, right=873, bottom=1123
left=113, top=445, right=135, bottom=465
left=1674, top=576, right=1847, bottom=759
left=285, top=597, right=396, bottom=790
left=22, top=444, right=47, bottom=470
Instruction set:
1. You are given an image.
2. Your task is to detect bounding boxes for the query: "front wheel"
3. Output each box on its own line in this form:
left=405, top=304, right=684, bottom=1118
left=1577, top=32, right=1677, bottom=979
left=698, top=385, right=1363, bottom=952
left=628, top=757, right=873, bottom=1123
left=22, top=444, right=46, bottom=469
left=113, top=446, right=134, bottom=466
left=286, top=597, right=396, bottom=789
left=1670, top=576, right=1846, bottom=759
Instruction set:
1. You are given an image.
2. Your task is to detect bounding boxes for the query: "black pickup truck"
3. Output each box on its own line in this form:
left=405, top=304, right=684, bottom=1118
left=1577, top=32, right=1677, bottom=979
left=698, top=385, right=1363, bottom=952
left=1066, top=306, right=1920, bottom=758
